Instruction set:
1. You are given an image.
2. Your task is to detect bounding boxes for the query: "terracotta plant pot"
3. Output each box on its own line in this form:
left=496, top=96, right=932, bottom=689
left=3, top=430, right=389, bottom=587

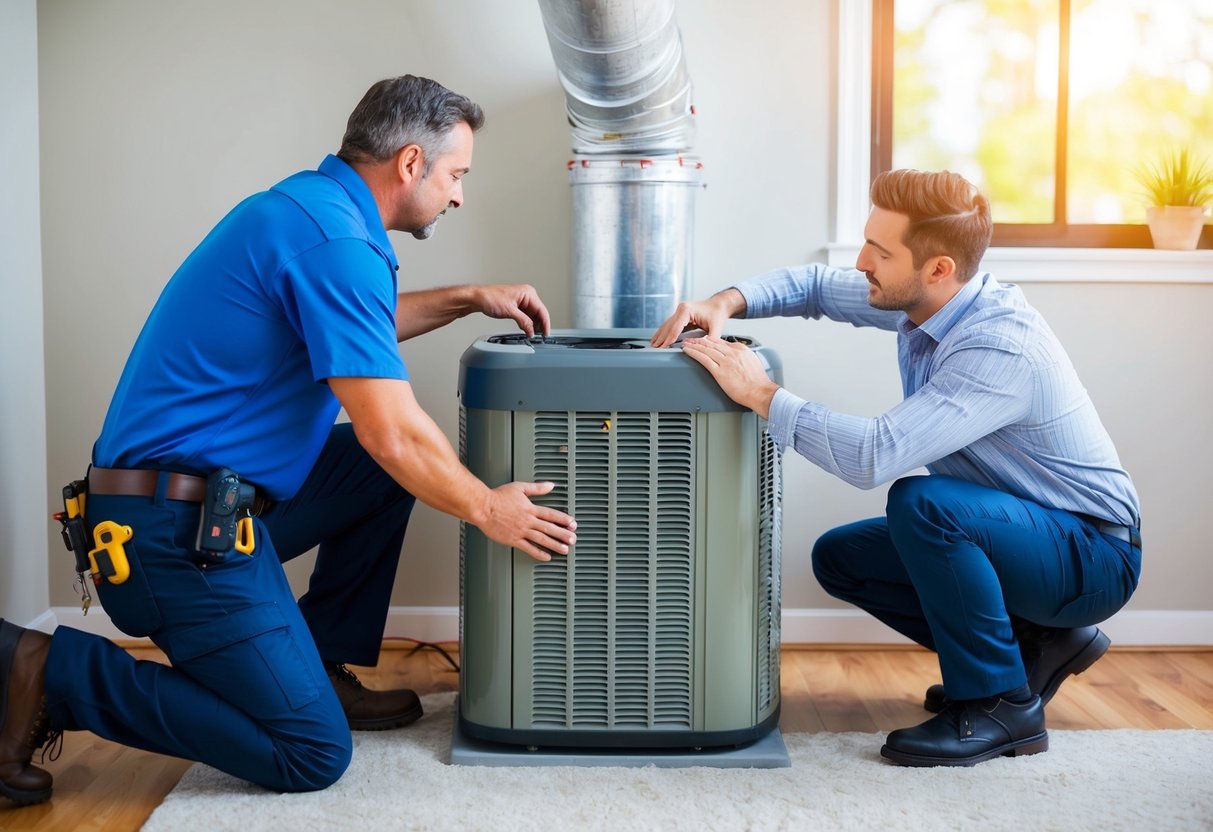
left=1145, top=205, right=1210, bottom=250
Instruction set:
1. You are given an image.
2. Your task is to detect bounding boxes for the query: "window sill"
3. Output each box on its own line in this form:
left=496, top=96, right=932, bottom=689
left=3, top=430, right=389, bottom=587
left=826, top=244, right=1213, bottom=284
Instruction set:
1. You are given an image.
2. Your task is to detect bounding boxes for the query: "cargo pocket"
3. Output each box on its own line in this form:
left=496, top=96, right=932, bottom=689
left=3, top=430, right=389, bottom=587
left=93, top=538, right=164, bottom=638
left=167, top=602, right=321, bottom=713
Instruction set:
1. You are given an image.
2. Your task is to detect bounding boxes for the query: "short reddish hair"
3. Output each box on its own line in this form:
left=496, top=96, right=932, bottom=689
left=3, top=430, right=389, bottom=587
left=870, top=169, right=992, bottom=281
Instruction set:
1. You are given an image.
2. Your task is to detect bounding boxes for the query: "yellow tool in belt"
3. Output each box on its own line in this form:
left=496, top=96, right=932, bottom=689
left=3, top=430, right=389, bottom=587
left=53, top=479, right=94, bottom=613
left=235, top=515, right=255, bottom=554
left=64, top=481, right=86, bottom=519
left=88, top=521, right=133, bottom=585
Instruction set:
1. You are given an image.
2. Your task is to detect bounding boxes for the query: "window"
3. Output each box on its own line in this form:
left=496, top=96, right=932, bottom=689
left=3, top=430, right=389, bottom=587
left=872, top=0, right=1213, bottom=248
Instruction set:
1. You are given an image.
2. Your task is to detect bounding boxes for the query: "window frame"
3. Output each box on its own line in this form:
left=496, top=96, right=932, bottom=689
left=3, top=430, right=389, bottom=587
left=827, top=1, right=1213, bottom=281
left=868, top=0, right=1211, bottom=250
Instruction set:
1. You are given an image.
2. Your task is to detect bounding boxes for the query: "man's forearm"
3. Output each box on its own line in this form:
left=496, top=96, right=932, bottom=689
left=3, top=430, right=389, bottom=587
left=712, top=287, right=748, bottom=319
left=336, top=376, right=492, bottom=522
left=329, top=376, right=576, bottom=562
left=395, top=285, right=479, bottom=341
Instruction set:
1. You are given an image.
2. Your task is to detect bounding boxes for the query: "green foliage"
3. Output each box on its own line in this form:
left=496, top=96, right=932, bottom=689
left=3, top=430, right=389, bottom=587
left=1134, top=149, right=1213, bottom=208
left=890, top=0, right=1213, bottom=225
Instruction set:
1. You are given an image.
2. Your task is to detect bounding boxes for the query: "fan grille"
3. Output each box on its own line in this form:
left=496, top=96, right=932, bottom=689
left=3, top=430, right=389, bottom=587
left=529, top=411, right=696, bottom=729
left=757, top=430, right=782, bottom=712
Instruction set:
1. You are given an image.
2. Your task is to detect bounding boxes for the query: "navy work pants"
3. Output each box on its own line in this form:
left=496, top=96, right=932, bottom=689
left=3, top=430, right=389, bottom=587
left=43, top=424, right=414, bottom=791
left=811, top=475, right=1142, bottom=701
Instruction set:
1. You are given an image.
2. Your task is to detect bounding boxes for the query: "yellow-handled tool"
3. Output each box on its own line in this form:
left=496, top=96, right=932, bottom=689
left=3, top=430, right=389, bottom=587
left=88, top=521, right=133, bottom=585
left=235, top=515, right=255, bottom=555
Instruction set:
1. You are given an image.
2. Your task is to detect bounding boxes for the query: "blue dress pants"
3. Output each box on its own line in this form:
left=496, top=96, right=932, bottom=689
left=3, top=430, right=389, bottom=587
left=811, top=475, right=1142, bottom=701
left=42, top=424, right=415, bottom=791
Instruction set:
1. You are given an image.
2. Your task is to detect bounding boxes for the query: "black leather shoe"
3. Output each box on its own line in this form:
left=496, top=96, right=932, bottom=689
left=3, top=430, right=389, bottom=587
left=0, top=619, right=55, bottom=807
left=923, top=625, right=1111, bottom=713
left=882, top=695, right=1048, bottom=767
left=325, top=662, right=423, bottom=731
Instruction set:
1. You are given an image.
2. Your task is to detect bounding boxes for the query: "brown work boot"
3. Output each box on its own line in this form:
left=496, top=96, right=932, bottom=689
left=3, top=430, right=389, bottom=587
left=324, top=662, right=423, bottom=731
left=0, top=620, right=55, bottom=807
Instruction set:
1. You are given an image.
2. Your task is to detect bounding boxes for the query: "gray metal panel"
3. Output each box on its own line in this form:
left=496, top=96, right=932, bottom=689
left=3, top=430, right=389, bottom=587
left=458, top=407, right=516, bottom=728
left=511, top=414, right=543, bottom=730
left=458, top=328, right=783, bottom=413
left=700, top=411, right=758, bottom=730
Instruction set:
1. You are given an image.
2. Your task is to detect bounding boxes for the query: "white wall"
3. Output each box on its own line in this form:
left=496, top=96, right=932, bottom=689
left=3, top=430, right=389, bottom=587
left=1, top=0, right=51, bottom=627
left=32, top=0, right=1212, bottom=634
left=1016, top=282, right=1213, bottom=611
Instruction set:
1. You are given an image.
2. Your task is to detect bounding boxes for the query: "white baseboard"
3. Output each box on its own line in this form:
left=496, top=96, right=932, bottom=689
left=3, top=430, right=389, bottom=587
left=778, top=608, right=1213, bottom=647
left=45, top=605, right=1213, bottom=647
left=22, top=609, right=58, bottom=635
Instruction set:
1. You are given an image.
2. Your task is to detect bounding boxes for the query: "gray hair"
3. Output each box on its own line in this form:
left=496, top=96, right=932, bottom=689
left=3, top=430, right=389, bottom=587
left=337, top=75, right=485, bottom=172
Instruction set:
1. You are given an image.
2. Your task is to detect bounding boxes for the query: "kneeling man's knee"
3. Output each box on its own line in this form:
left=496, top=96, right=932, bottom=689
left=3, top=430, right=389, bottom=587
left=276, top=731, right=353, bottom=792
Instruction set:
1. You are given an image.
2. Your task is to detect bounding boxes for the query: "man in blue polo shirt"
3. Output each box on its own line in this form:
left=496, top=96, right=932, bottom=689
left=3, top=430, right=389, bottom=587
left=0, top=75, right=577, bottom=803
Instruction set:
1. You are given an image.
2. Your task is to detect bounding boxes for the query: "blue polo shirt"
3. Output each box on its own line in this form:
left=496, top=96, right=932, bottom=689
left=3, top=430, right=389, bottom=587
left=93, top=155, right=408, bottom=499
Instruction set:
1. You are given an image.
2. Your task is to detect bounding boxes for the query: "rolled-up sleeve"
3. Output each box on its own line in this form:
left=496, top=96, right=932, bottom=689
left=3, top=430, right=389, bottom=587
left=734, top=264, right=901, bottom=331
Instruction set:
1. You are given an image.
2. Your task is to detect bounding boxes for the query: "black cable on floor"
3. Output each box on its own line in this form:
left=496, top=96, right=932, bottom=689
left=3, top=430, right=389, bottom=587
left=383, top=636, right=460, bottom=672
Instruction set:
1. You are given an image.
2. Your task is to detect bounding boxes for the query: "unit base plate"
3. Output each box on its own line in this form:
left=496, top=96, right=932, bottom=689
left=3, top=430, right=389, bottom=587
left=450, top=704, right=791, bottom=769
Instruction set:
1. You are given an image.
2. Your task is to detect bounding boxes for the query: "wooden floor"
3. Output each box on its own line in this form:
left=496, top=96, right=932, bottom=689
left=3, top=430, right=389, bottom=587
left=4, top=644, right=1212, bottom=831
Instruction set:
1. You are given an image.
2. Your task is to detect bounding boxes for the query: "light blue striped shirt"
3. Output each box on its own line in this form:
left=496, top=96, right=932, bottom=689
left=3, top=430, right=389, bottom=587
left=735, top=264, right=1140, bottom=527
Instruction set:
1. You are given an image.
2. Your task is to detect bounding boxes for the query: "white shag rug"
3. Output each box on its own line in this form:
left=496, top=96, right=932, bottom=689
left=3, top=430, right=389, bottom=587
left=143, top=693, right=1213, bottom=832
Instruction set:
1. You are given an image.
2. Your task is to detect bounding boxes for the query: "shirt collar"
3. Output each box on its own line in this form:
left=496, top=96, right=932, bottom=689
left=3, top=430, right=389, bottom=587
left=909, top=271, right=988, bottom=342
left=317, top=154, right=398, bottom=271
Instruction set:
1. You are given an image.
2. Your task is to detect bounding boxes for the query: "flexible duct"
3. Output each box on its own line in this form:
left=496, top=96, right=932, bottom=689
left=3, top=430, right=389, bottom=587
left=538, top=0, right=704, bottom=328
left=536, top=0, right=695, bottom=154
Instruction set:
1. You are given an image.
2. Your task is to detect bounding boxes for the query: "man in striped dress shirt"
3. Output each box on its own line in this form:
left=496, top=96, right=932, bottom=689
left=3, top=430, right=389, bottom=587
left=651, top=168, right=1142, bottom=767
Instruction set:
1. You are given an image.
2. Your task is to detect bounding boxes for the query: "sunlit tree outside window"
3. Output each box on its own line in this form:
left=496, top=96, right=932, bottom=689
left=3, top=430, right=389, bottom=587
left=886, top=0, right=1213, bottom=240
left=1067, top=0, right=1213, bottom=223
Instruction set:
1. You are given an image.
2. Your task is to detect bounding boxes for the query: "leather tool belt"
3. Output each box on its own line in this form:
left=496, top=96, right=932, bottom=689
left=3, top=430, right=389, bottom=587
left=89, top=467, right=207, bottom=502
left=88, top=467, right=272, bottom=514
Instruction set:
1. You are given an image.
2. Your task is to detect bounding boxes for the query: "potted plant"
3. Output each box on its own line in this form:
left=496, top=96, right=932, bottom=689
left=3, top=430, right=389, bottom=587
left=1135, top=149, right=1212, bottom=250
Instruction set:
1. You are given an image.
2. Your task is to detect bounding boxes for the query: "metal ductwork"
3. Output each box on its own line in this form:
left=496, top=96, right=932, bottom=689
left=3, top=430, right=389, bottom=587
left=538, top=0, right=705, bottom=328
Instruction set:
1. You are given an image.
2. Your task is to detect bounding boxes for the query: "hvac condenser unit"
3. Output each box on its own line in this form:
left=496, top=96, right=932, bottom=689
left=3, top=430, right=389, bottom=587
left=457, top=329, right=783, bottom=750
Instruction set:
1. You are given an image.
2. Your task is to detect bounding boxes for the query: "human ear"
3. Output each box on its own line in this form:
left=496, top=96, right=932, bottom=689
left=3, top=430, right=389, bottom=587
left=396, top=144, right=424, bottom=183
left=928, top=255, right=957, bottom=284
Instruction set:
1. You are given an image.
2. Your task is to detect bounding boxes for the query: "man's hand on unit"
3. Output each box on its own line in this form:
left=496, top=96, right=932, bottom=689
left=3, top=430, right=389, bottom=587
left=477, top=481, right=577, bottom=562
left=476, top=284, right=552, bottom=338
left=681, top=335, right=779, bottom=418
left=650, top=289, right=746, bottom=348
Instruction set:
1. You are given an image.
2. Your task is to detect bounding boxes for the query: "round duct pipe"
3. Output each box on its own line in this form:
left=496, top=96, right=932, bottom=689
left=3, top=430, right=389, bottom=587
left=569, top=156, right=704, bottom=329
left=539, top=0, right=703, bottom=328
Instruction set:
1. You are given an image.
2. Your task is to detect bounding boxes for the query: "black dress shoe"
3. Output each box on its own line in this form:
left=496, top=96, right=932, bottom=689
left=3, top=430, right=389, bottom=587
left=325, top=662, right=424, bottom=731
left=0, top=619, right=55, bottom=807
left=923, top=625, right=1111, bottom=713
left=882, top=695, right=1048, bottom=767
